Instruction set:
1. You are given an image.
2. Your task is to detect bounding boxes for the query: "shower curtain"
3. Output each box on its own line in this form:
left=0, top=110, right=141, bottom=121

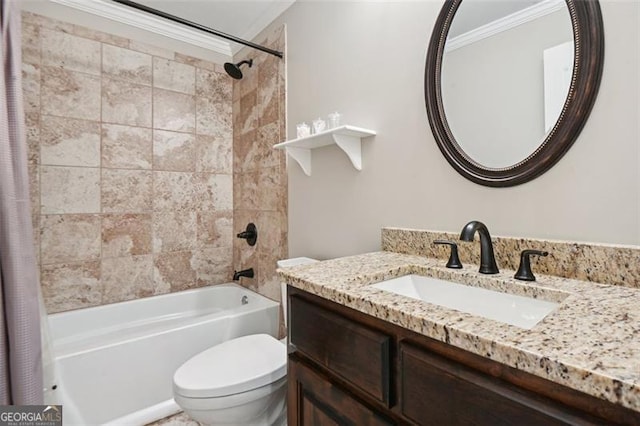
left=0, top=0, right=44, bottom=404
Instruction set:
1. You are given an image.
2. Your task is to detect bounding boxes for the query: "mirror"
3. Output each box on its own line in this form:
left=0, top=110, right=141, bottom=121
left=425, top=0, right=604, bottom=186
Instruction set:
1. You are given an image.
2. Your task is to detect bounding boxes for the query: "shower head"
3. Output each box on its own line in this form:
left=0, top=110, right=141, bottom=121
left=224, top=59, right=253, bottom=80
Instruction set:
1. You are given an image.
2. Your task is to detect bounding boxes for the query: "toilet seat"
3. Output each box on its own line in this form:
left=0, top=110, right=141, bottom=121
left=173, top=334, right=286, bottom=399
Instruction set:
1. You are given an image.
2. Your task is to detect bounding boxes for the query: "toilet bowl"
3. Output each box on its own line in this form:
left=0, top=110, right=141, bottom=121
left=172, top=257, right=318, bottom=425
left=173, top=334, right=287, bottom=426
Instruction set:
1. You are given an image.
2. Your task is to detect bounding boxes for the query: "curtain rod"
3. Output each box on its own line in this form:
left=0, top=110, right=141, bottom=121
left=111, top=0, right=284, bottom=59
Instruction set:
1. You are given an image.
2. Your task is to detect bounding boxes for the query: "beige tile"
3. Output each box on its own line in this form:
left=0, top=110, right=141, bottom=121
left=232, top=78, right=241, bottom=103
left=199, top=174, right=233, bottom=211
left=196, top=68, right=232, bottom=102
left=102, top=77, right=152, bottom=127
left=22, top=11, right=74, bottom=33
left=233, top=171, right=259, bottom=211
left=193, top=247, right=233, bottom=286
left=153, top=130, right=195, bottom=172
left=42, top=29, right=101, bottom=75
left=102, top=169, right=153, bottom=213
left=257, top=166, right=286, bottom=211
left=257, top=210, right=288, bottom=259
left=41, top=116, right=100, bottom=167
left=102, top=124, right=152, bottom=169
left=41, top=166, right=100, bottom=214
left=153, top=251, right=196, bottom=292
left=103, top=44, right=152, bottom=85
left=258, top=122, right=284, bottom=169
left=41, top=261, right=102, bottom=313
left=152, top=211, right=197, bottom=253
left=41, top=214, right=101, bottom=264
left=153, top=58, right=195, bottom=94
left=233, top=129, right=259, bottom=173
left=197, top=211, right=233, bottom=249
left=102, top=255, right=155, bottom=303
left=32, top=211, right=41, bottom=267
left=22, top=23, right=41, bottom=65
left=175, top=53, right=219, bottom=72
left=237, top=55, right=258, bottom=98
left=257, top=54, right=280, bottom=126
left=28, top=164, right=39, bottom=224
left=22, top=62, right=40, bottom=115
left=41, top=67, right=101, bottom=121
left=128, top=40, right=175, bottom=60
left=153, top=171, right=198, bottom=211
left=237, top=90, right=258, bottom=135
left=196, top=134, right=232, bottom=173
left=68, top=24, right=130, bottom=48
left=25, top=113, right=40, bottom=165
left=258, top=252, right=283, bottom=301
left=196, top=97, right=232, bottom=137
left=102, top=214, right=152, bottom=258
left=153, top=89, right=195, bottom=132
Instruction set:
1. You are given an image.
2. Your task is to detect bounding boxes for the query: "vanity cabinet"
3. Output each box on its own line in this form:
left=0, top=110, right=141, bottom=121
left=287, top=287, right=640, bottom=426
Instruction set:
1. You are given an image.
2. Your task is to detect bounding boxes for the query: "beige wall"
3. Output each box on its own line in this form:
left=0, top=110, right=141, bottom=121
left=23, top=12, right=234, bottom=313
left=261, top=0, right=639, bottom=259
left=232, top=26, right=288, bottom=304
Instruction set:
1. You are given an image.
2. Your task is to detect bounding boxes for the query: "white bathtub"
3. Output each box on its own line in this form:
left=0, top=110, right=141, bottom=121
left=47, top=284, right=280, bottom=425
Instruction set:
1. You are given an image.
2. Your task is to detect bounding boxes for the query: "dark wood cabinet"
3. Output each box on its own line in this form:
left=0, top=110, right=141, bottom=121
left=288, top=356, right=393, bottom=426
left=287, top=287, right=640, bottom=426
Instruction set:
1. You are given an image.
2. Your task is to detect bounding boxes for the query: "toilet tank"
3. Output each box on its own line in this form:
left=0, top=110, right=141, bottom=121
left=277, top=257, right=318, bottom=328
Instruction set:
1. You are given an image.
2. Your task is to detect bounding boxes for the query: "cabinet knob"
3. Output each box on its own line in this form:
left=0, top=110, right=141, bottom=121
left=433, top=240, right=463, bottom=269
left=514, top=250, right=548, bottom=281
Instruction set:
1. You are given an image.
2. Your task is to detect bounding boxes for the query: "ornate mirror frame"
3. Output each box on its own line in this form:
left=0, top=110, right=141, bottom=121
left=425, top=0, right=604, bottom=187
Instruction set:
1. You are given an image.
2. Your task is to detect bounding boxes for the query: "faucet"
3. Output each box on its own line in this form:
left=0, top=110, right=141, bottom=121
left=459, top=221, right=499, bottom=274
left=233, top=268, right=254, bottom=281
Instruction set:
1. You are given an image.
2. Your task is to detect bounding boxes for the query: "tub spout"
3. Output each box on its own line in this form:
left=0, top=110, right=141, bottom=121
left=233, top=268, right=254, bottom=281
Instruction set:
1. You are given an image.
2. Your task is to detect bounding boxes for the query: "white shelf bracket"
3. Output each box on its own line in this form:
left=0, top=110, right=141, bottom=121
left=273, top=125, right=375, bottom=176
left=332, top=134, right=363, bottom=171
left=285, top=147, right=312, bottom=176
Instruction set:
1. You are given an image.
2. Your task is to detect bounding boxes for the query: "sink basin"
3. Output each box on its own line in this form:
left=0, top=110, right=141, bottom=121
left=370, top=275, right=559, bottom=329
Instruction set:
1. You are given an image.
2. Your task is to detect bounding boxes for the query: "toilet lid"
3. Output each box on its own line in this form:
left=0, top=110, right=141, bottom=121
left=173, top=334, right=286, bottom=398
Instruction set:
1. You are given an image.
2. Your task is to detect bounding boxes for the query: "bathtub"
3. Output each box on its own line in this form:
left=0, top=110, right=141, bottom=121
left=47, top=284, right=280, bottom=425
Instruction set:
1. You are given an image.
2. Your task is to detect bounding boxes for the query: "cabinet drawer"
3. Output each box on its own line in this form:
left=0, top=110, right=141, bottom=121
left=289, top=295, right=391, bottom=405
left=400, top=342, right=603, bottom=426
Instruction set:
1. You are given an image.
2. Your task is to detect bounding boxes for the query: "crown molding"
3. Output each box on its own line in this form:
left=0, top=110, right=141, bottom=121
left=445, top=0, right=566, bottom=53
left=49, top=0, right=233, bottom=57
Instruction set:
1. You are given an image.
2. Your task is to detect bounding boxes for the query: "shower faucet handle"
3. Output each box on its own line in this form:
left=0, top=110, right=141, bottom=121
left=433, top=240, right=463, bottom=269
left=236, top=223, right=257, bottom=246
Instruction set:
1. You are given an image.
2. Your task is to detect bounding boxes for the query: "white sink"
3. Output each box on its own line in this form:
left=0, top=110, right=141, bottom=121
left=370, top=275, right=559, bottom=329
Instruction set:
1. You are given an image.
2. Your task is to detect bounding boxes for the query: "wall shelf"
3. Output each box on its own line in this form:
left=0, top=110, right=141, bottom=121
left=273, top=125, right=376, bottom=176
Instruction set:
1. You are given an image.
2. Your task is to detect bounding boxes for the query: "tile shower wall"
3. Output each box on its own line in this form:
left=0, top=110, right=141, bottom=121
left=232, top=26, right=288, bottom=304
left=22, top=12, right=234, bottom=313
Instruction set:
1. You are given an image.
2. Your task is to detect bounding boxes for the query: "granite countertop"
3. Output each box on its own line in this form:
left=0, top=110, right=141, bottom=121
left=278, top=251, right=640, bottom=413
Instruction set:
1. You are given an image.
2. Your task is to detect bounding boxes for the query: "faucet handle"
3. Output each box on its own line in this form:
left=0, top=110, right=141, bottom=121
left=514, top=250, right=549, bottom=281
left=433, top=240, right=463, bottom=269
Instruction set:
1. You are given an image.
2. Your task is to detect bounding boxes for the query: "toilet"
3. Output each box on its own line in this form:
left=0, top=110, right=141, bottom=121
left=172, top=257, right=318, bottom=426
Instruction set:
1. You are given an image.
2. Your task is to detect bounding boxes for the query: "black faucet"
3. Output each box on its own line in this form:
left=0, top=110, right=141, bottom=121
left=459, top=221, right=499, bottom=274
left=233, top=268, right=254, bottom=281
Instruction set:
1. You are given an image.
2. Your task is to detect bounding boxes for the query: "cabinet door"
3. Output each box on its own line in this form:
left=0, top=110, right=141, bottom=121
left=289, top=295, right=391, bottom=405
left=400, top=343, right=603, bottom=426
left=288, top=357, right=394, bottom=426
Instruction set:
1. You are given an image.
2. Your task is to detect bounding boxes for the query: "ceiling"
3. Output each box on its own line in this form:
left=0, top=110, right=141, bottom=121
left=133, top=0, right=295, bottom=54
